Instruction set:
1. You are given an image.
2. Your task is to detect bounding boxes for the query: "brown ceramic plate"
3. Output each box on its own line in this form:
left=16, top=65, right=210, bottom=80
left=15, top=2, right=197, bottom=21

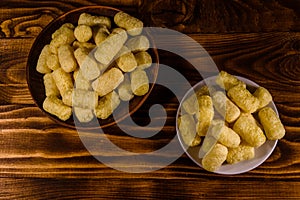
left=26, top=6, right=159, bottom=129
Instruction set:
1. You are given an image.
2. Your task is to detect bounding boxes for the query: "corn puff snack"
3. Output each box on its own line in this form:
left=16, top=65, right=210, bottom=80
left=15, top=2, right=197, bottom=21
left=233, top=113, right=266, bottom=147
left=36, top=45, right=52, bottom=74
left=196, top=95, right=214, bottom=136
left=50, top=24, right=75, bottom=49
left=202, top=143, right=228, bottom=172
left=130, top=69, right=149, bottom=96
left=46, top=53, right=60, bottom=71
left=216, top=71, right=246, bottom=91
left=182, top=93, right=198, bottom=115
left=72, top=89, right=98, bottom=109
left=73, top=70, right=91, bottom=90
left=135, top=51, right=152, bottom=70
left=93, top=25, right=110, bottom=46
left=43, top=73, right=60, bottom=97
left=74, top=47, right=100, bottom=80
left=52, top=23, right=75, bottom=39
left=114, top=11, right=143, bottom=36
left=52, top=68, right=74, bottom=96
left=212, top=91, right=240, bottom=123
left=117, top=73, right=134, bottom=101
left=116, top=46, right=137, bottom=72
left=74, top=107, right=95, bottom=123
left=227, top=84, right=259, bottom=113
left=94, top=28, right=128, bottom=65
left=253, top=87, right=273, bottom=109
left=258, top=107, right=285, bottom=140
left=43, top=96, right=72, bottom=121
left=74, top=24, right=93, bottom=43
left=92, top=67, right=124, bottom=97
left=78, top=13, right=111, bottom=29
left=94, top=91, right=120, bottom=119
left=226, top=143, right=255, bottom=164
left=62, top=89, right=73, bottom=107
left=178, top=114, right=199, bottom=147
left=211, top=120, right=240, bottom=148
left=58, top=44, right=78, bottom=73
left=126, top=35, right=150, bottom=53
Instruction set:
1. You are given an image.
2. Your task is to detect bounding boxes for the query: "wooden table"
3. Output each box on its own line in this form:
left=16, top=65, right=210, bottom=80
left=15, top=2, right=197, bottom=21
left=1, top=0, right=300, bottom=199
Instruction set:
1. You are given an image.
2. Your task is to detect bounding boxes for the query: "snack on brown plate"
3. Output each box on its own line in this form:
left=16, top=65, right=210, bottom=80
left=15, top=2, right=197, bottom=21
left=177, top=71, right=285, bottom=173
left=27, top=6, right=159, bottom=128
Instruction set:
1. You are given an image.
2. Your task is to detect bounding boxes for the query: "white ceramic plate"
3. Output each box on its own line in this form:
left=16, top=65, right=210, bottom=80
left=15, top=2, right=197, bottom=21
left=176, top=75, right=278, bottom=175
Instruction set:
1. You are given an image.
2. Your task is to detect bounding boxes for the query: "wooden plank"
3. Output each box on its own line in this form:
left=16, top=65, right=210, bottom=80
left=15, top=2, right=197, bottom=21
left=1, top=0, right=299, bottom=38
left=0, top=178, right=300, bottom=199
left=139, top=0, right=300, bottom=33
left=0, top=0, right=139, bottom=38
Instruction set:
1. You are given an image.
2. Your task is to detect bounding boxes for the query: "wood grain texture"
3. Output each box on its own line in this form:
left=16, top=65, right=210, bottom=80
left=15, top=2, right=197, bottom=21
left=1, top=0, right=300, bottom=199
left=139, top=0, right=300, bottom=33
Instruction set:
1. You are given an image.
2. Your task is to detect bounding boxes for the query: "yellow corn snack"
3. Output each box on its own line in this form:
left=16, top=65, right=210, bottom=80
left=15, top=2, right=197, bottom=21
left=73, top=70, right=91, bottom=91
left=43, top=95, right=72, bottom=121
left=258, top=107, right=285, bottom=140
left=92, top=67, right=124, bottom=97
left=74, top=47, right=100, bottom=80
left=227, top=84, right=259, bottom=113
left=210, top=120, right=240, bottom=148
left=74, top=24, right=93, bottom=43
left=72, top=89, right=98, bottom=109
left=94, top=91, right=120, bottom=119
left=114, top=11, right=143, bottom=36
left=126, top=35, right=149, bottom=53
left=130, top=69, right=149, bottom=96
left=50, top=24, right=75, bottom=49
left=46, top=53, right=60, bottom=71
left=52, top=68, right=74, bottom=96
left=233, top=113, right=266, bottom=147
left=202, top=143, right=228, bottom=172
left=216, top=71, right=246, bottom=91
left=226, top=143, right=255, bottom=164
left=94, top=28, right=128, bottom=65
left=116, top=46, right=137, bottom=72
left=212, top=91, right=240, bottom=123
left=182, top=93, right=198, bottom=115
left=253, top=87, right=273, bottom=109
left=43, top=73, right=60, bottom=97
left=36, top=45, right=52, bottom=74
left=51, top=23, right=75, bottom=39
left=62, top=89, right=73, bottom=107
left=93, top=25, right=110, bottom=46
left=178, top=114, right=199, bottom=147
left=78, top=13, right=111, bottom=29
left=117, top=73, right=134, bottom=101
left=196, top=95, right=214, bottom=136
left=58, top=44, right=78, bottom=73
left=135, top=51, right=152, bottom=70
left=74, top=107, right=95, bottom=123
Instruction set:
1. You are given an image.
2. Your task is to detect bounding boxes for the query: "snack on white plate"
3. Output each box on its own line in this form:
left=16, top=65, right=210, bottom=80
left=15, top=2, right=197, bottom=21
left=202, top=143, right=228, bottom=172
left=258, top=107, right=286, bottom=140
left=233, top=113, right=266, bottom=148
left=177, top=71, right=285, bottom=172
left=36, top=11, right=153, bottom=122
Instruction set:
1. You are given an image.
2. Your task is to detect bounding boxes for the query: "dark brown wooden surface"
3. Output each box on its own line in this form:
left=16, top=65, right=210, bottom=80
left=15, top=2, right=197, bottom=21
left=1, top=0, right=300, bottom=199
